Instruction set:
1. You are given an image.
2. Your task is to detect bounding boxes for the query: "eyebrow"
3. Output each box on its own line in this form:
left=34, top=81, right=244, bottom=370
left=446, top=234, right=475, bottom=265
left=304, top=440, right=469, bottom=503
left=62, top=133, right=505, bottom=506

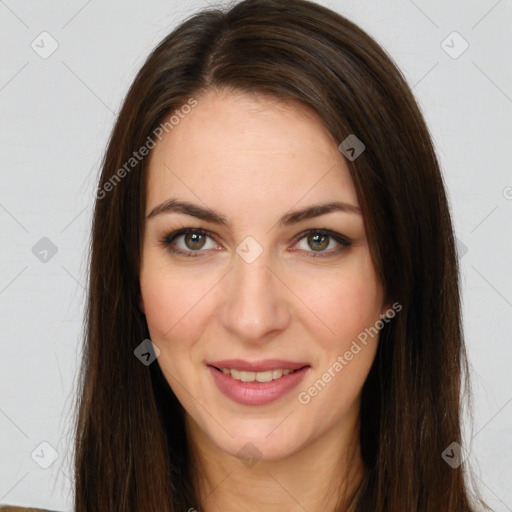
left=146, top=198, right=361, bottom=226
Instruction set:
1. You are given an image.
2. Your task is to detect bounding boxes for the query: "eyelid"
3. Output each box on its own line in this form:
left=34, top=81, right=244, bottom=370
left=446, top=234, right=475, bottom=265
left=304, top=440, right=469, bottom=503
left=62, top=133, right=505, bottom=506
left=161, top=227, right=220, bottom=256
left=289, top=228, right=352, bottom=258
left=291, top=228, right=351, bottom=246
left=160, top=227, right=352, bottom=258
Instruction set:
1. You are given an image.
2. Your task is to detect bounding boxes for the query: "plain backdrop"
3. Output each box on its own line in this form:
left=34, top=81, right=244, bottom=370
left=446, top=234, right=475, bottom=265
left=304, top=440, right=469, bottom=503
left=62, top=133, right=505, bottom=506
left=0, top=0, right=511, bottom=510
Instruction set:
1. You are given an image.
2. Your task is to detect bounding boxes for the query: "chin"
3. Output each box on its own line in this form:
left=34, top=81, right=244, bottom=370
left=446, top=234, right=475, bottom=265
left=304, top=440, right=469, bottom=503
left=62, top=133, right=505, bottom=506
left=208, top=419, right=310, bottom=463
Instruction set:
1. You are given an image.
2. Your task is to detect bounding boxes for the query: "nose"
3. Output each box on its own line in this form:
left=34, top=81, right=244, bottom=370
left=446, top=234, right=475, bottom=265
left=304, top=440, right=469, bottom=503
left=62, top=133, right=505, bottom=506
left=219, top=249, right=291, bottom=344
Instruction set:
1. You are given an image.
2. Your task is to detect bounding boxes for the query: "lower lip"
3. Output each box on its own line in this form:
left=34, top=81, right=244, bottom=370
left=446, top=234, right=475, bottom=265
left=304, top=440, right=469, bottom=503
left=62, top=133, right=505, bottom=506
left=207, top=365, right=310, bottom=406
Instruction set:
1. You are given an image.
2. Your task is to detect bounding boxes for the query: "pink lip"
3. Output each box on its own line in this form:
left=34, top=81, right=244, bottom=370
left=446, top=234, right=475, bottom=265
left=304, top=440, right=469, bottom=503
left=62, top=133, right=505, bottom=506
left=207, top=363, right=311, bottom=406
left=207, top=359, right=309, bottom=372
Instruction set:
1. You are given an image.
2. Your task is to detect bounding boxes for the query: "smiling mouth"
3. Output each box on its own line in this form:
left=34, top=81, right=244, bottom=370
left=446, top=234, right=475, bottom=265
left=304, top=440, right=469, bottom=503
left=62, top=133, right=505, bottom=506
left=207, top=362, right=311, bottom=405
left=210, top=366, right=309, bottom=383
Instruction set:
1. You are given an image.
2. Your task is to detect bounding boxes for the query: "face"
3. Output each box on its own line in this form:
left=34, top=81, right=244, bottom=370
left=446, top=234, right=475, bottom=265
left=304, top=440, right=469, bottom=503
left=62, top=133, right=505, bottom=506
left=139, top=88, right=389, bottom=462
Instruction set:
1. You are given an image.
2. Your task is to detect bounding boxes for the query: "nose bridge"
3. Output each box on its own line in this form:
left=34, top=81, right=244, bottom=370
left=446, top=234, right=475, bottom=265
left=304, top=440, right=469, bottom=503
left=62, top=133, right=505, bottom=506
left=220, top=247, right=290, bottom=341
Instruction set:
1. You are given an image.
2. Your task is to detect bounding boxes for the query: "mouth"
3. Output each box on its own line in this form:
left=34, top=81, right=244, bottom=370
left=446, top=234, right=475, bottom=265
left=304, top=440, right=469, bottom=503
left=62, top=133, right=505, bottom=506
left=209, top=365, right=308, bottom=383
left=206, top=359, right=311, bottom=406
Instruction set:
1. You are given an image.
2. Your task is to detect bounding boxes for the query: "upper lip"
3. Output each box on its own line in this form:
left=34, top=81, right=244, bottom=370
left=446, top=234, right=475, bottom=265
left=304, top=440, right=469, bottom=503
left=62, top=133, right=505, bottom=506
left=207, top=359, right=310, bottom=372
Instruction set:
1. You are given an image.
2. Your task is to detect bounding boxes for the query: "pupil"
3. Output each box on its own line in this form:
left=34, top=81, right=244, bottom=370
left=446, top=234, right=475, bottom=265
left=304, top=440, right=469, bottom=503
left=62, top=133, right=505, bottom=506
left=186, top=233, right=205, bottom=249
left=310, top=234, right=328, bottom=251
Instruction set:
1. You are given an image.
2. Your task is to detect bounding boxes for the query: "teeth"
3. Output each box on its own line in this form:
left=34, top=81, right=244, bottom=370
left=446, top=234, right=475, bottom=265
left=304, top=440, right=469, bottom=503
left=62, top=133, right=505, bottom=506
left=272, top=369, right=283, bottom=379
left=256, top=370, right=273, bottom=383
left=220, top=368, right=297, bottom=382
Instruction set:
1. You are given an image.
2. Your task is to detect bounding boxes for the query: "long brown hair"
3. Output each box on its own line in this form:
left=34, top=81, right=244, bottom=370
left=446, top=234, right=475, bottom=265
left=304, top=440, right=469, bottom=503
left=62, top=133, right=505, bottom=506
left=74, top=0, right=492, bottom=510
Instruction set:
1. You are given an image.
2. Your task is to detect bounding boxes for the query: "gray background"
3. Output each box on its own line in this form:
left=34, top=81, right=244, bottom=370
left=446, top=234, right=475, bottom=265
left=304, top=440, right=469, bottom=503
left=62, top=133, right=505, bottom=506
left=0, top=0, right=511, bottom=510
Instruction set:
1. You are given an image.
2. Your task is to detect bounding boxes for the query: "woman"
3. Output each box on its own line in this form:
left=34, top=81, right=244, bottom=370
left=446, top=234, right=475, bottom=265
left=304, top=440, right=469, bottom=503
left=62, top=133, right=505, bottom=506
left=73, top=0, right=492, bottom=510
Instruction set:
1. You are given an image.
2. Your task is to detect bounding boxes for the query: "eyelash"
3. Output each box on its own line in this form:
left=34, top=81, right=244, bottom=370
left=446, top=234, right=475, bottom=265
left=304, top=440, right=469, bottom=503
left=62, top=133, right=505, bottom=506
left=159, top=227, right=352, bottom=259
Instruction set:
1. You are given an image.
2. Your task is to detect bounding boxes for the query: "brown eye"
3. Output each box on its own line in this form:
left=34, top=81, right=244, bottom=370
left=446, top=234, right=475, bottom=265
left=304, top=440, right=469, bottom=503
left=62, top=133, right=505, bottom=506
left=307, top=233, right=330, bottom=251
left=161, top=228, right=217, bottom=257
left=183, top=232, right=207, bottom=250
left=161, top=227, right=352, bottom=259
left=293, top=229, right=352, bottom=259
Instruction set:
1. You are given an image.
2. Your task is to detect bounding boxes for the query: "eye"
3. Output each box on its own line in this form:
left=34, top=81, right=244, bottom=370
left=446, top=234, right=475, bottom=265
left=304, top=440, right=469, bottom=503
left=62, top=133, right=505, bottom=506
left=160, top=228, right=352, bottom=258
left=291, top=229, right=352, bottom=258
left=160, top=228, right=218, bottom=257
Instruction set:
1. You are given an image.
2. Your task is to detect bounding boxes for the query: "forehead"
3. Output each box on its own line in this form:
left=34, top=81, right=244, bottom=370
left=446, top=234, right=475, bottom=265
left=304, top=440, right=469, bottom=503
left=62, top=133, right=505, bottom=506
left=145, top=89, right=359, bottom=219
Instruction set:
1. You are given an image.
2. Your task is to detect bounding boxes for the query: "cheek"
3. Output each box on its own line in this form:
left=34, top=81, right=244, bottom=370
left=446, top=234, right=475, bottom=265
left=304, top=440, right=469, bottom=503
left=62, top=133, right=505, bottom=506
left=140, top=267, right=211, bottom=401
left=296, top=287, right=380, bottom=428
left=296, top=256, right=383, bottom=350
left=293, top=254, right=382, bottom=410
left=330, top=280, right=382, bottom=346
left=139, top=260, right=215, bottom=358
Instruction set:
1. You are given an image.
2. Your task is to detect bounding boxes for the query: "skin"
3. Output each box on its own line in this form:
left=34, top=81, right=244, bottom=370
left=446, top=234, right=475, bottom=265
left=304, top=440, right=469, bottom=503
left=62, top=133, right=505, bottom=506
left=139, top=88, right=390, bottom=511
